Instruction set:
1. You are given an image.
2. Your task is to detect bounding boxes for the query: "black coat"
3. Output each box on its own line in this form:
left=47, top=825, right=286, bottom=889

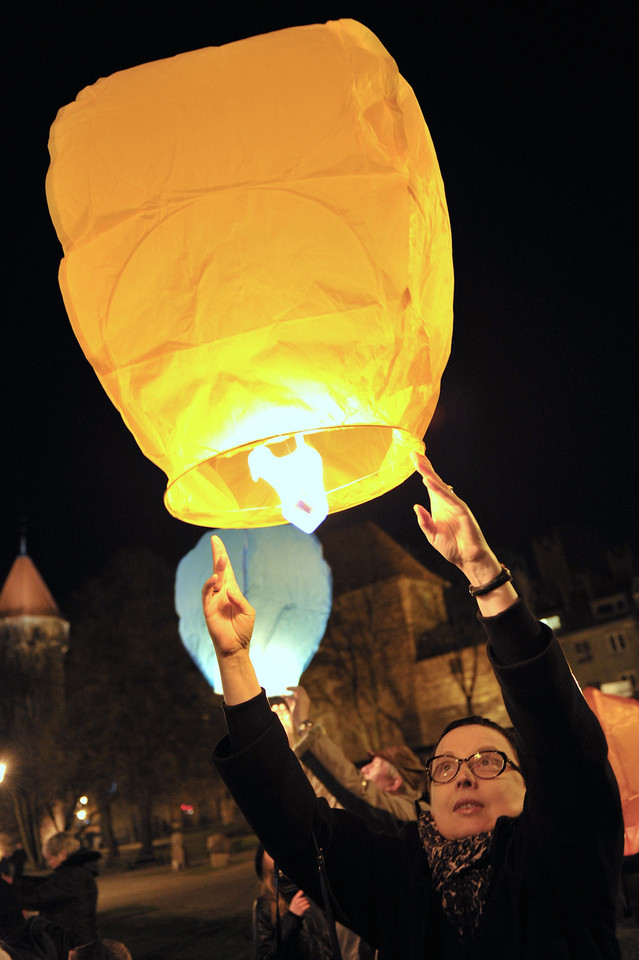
left=253, top=877, right=335, bottom=960
left=1, top=877, right=69, bottom=959
left=14, top=849, right=100, bottom=948
left=213, top=601, right=624, bottom=960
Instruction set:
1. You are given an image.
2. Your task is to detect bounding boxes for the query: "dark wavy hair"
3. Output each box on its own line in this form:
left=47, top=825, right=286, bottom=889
left=436, top=715, right=519, bottom=757
left=70, top=940, right=131, bottom=960
left=254, top=842, right=297, bottom=922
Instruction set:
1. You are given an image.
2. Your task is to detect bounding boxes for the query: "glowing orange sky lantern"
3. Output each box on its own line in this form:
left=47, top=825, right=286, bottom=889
left=46, top=19, right=453, bottom=531
left=584, top=686, right=639, bottom=856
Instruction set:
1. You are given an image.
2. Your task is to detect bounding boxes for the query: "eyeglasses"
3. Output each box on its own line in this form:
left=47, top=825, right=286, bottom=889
left=426, top=750, right=521, bottom=784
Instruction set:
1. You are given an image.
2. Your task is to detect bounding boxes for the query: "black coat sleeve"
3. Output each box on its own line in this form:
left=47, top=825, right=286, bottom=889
left=253, top=896, right=303, bottom=960
left=482, top=600, right=624, bottom=909
left=14, top=871, right=80, bottom=910
left=214, top=694, right=418, bottom=948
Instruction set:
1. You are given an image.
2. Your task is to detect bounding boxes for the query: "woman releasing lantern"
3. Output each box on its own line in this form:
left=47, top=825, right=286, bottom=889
left=203, top=453, right=623, bottom=959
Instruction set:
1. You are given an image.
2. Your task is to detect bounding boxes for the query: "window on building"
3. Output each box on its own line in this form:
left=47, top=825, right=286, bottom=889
left=574, top=640, right=593, bottom=663
left=607, top=633, right=627, bottom=654
left=601, top=678, right=634, bottom=697
left=592, top=595, right=628, bottom=620
left=595, top=602, right=614, bottom=618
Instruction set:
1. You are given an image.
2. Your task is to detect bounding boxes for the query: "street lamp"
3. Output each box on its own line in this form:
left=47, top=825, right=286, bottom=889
left=75, top=794, right=91, bottom=826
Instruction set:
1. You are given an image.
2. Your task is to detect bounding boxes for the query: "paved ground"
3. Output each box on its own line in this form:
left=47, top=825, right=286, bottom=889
left=97, top=852, right=639, bottom=958
left=619, top=919, right=639, bottom=960
left=97, top=852, right=256, bottom=920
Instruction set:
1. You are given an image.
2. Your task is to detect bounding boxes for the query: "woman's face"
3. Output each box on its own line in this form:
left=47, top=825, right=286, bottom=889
left=429, top=724, right=526, bottom=840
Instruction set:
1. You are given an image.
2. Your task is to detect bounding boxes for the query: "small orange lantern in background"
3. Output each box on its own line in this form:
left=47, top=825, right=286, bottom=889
left=584, top=686, right=639, bottom=856
left=46, top=19, right=453, bottom=532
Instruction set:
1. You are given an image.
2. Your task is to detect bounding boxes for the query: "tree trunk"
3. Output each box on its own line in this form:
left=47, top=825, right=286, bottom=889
left=135, top=791, right=156, bottom=862
left=11, top=792, right=42, bottom=867
left=96, top=789, right=119, bottom=860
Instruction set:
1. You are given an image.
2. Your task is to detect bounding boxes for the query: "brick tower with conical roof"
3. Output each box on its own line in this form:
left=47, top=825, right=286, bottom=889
left=0, top=539, right=70, bottom=860
left=0, top=536, right=69, bottom=665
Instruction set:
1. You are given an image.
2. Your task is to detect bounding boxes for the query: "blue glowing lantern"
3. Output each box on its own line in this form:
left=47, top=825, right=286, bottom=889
left=175, top=525, right=332, bottom=697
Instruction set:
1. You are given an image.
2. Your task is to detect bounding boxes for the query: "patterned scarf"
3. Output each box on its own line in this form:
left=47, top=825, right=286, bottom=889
left=418, top=811, right=494, bottom=939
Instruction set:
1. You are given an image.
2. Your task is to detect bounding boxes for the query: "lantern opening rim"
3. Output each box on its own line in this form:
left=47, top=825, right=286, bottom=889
left=164, top=422, right=426, bottom=529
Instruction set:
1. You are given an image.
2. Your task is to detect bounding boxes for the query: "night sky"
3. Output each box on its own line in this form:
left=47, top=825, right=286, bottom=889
left=2, top=3, right=636, bottom=613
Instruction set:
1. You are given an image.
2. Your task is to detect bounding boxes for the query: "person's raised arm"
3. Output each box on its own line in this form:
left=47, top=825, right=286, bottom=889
left=412, top=452, right=518, bottom=618
left=284, top=685, right=312, bottom=737
left=201, top=535, right=261, bottom=705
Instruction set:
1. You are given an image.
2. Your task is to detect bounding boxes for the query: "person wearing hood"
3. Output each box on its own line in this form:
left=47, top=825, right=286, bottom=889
left=8, top=834, right=100, bottom=949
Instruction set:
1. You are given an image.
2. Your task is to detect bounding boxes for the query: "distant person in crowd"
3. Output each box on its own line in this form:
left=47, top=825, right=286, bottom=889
left=203, top=452, right=623, bottom=959
left=253, top=844, right=335, bottom=960
left=8, top=847, right=27, bottom=883
left=278, top=685, right=426, bottom=831
left=10, top=834, right=100, bottom=948
left=0, top=849, right=12, bottom=882
left=68, top=940, right=131, bottom=960
left=169, top=831, right=187, bottom=871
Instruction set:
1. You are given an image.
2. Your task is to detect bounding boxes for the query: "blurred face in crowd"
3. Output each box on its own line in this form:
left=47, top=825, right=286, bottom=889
left=429, top=723, right=526, bottom=840
left=45, top=847, right=68, bottom=870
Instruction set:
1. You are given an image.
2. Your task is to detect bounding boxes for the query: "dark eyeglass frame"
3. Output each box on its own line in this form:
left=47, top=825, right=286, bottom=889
left=425, top=749, right=521, bottom=784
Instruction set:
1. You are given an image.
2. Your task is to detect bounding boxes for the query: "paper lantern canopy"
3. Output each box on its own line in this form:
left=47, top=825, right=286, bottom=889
left=175, top=526, right=332, bottom=697
left=46, top=19, right=453, bottom=531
